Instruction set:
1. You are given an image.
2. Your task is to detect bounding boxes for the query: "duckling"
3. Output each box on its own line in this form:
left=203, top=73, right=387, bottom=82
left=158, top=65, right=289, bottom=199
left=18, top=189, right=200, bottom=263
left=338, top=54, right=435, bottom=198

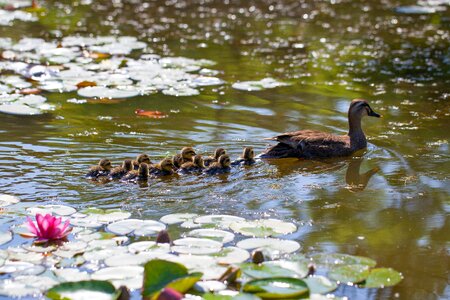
left=149, top=157, right=174, bottom=177
left=203, top=147, right=227, bottom=166
left=231, top=147, right=256, bottom=166
left=178, top=155, right=205, bottom=174
left=108, top=159, right=133, bottom=180
left=121, top=163, right=149, bottom=182
left=204, top=154, right=231, bottom=175
left=132, top=154, right=152, bottom=170
left=173, top=147, right=196, bottom=169
left=260, top=99, right=381, bottom=159
left=85, top=159, right=112, bottom=178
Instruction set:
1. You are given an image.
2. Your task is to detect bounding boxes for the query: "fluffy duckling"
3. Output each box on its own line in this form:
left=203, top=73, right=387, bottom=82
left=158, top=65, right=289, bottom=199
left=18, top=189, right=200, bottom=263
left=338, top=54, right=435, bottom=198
left=204, top=154, right=231, bottom=175
left=133, top=154, right=152, bottom=170
left=231, top=147, right=256, bottom=166
left=86, top=159, right=112, bottom=178
left=173, top=147, right=196, bottom=169
left=121, top=163, right=149, bottom=182
left=178, top=155, right=205, bottom=174
left=203, top=148, right=227, bottom=167
left=109, top=159, right=133, bottom=180
left=149, top=157, right=175, bottom=177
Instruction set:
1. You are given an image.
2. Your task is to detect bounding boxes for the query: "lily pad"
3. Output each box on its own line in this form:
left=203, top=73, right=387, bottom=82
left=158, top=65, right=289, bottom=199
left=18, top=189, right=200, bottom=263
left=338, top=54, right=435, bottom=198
left=194, top=215, right=245, bottom=228
left=78, top=86, right=140, bottom=99
left=26, top=204, right=77, bottom=216
left=240, top=263, right=298, bottom=279
left=203, top=292, right=261, bottom=300
left=47, top=280, right=119, bottom=300
left=311, top=253, right=376, bottom=268
left=91, top=266, right=143, bottom=289
left=232, top=78, right=290, bottom=91
left=303, top=276, right=337, bottom=294
left=172, top=238, right=223, bottom=255
left=328, top=264, right=370, bottom=284
left=363, top=268, right=403, bottom=288
left=236, top=238, right=301, bottom=256
left=0, top=231, right=12, bottom=246
left=188, top=229, right=235, bottom=243
left=106, top=219, right=165, bottom=236
left=160, top=213, right=199, bottom=225
left=209, top=247, right=250, bottom=265
left=54, top=268, right=91, bottom=282
left=243, top=277, right=309, bottom=299
left=0, top=194, right=20, bottom=207
left=230, top=219, right=297, bottom=237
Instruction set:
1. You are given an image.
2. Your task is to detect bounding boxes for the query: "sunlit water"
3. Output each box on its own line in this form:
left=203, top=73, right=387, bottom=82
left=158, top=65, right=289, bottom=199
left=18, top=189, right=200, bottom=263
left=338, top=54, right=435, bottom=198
left=0, top=0, right=449, bottom=299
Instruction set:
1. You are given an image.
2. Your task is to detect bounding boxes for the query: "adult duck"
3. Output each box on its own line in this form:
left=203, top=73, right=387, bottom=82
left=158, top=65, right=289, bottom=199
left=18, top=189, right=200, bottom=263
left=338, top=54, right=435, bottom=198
left=260, top=99, right=381, bottom=159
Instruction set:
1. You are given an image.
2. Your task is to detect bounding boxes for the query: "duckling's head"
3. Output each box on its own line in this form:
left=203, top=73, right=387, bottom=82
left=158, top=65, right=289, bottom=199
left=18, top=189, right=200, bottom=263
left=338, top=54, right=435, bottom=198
left=138, top=163, right=149, bottom=177
left=136, top=154, right=151, bottom=164
left=181, top=147, right=196, bottom=160
left=193, top=155, right=205, bottom=168
left=242, top=147, right=255, bottom=160
left=99, top=159, right=112, bottom=171
left=349, top=99, right=381, bottom=119
left=123, top=159, right=133, bottom=171
left=160, top=157, right=174, bottom=172
left=214, top=148, right=227, bottom=159
left=218, top=154, right=231, bottom=168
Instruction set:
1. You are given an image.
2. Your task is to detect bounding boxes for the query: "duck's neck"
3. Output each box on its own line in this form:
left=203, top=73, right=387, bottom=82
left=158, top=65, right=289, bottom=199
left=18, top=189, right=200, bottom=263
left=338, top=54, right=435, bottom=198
left=348, top=114, right=367, bottom=150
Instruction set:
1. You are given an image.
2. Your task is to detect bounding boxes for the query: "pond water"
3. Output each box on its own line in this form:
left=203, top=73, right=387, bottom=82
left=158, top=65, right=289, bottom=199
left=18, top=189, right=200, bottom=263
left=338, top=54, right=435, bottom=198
left=0, top=0, right=449, bottom=299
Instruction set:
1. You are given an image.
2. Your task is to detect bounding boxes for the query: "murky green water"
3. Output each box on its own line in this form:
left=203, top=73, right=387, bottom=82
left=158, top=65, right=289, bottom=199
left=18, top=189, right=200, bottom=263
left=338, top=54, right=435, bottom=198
left=0, top=0, right=449, bottom=299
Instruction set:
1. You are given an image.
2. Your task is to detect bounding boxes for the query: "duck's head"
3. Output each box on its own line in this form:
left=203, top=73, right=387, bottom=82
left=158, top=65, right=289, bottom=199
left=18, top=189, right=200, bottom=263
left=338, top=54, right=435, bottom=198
left=160, top=157, right=174, bottom=172
left=123, top=159, right=133, bottom=171
left=214, top=148, right=227, bottom=159
left=138, top=163, right=149, bottom=177
left=193, top=155, right=205, bottom=168
left=136, top=154, right=151, bottom=164
left=242, top=147, right=255, bottom=160
left=218, top=154, right=231, bottom=168
left=99, top=159, right=112, bottom=171
left=181, top=147, right=196, bottom=160
left=349, top=99, right=381, bottom=119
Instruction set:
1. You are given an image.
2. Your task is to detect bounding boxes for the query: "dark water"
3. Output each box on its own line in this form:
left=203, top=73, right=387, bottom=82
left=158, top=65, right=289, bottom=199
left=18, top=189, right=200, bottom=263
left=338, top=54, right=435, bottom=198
left=0, top=0, right=449, bottom=299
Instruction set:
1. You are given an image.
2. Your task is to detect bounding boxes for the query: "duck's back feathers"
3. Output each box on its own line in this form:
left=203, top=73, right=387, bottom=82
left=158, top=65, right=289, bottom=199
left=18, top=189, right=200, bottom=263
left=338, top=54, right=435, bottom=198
left=85, top=166, right=109, bottom=179
left=203, top=164, right=231, bottom=175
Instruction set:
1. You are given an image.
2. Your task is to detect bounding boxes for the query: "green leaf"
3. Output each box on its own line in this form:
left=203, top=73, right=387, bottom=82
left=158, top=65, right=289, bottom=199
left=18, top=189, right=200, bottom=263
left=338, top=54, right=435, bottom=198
left=328, top=264, right=370, bottom=284
left=240, top=261, right=307, bottom=279
left=142, top=259, right=202, bottom=299
left=311, top=253, right=376, bottom=268
left=303, top=276, right=337, bottom=294
left=363, top=268, right=403, bottom=288
left=243, top=277, right=309, bottom=299
left=203, top=293, right=261, bottom=300
left=46, top=280, right=119, bottom=300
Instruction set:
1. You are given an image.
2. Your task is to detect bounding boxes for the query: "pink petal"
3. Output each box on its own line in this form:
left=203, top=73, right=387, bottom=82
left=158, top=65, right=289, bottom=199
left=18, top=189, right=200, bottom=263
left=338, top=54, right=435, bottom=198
left=26, top=217, right=39, bottom=236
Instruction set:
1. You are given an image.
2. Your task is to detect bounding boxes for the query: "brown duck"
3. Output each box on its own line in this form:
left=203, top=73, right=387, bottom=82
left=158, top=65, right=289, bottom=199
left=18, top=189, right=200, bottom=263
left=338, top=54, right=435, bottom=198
left=85, top=159, right=112, bottom=179
left=178, top=155, right=205, bottom=174
left=204, top=154, right=231, bottom=175
left=121, top=163, right=149, bottom=182
left=109, top=159, right=133, bottom=180
left=173, top=147, right=196, bottom=169
left=231, top=147, right=256, bottom=166
left=203, top=148, right=227, bottom=167
left=133, top=154, right=152, bottom=170
left=260, top=99, right=381, bottom=159
left=149, top=157, right=175, bottom=177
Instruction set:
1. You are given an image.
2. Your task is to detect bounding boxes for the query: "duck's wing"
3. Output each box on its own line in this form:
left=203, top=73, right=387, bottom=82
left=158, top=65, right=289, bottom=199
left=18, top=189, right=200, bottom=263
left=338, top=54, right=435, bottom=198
left=266, top=130, right=339, bottom=148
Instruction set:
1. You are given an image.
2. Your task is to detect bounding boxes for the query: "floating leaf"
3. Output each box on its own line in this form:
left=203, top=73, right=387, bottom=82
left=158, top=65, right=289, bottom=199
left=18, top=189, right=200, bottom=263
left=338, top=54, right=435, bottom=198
left=26, top=204, right=77, bottom=216
left=135, top=109, right=168, bottom=118
left=160, top=213, right=198, bottom=225
left=194, top=215, right=245, bottom=228
left=78, top=86, right=140, bottom=99
left=76, top=81, right=97, bottom=89
left=303, top=276, right=337, bottom=294
left=54, top=268, right=91, bottom=282
left=46, top=280, right=119, bottom=300
left=363, top=268, right=403, bottom=288
left=243, top=277, right=309, bottom=299
left=172, top=238, right=222, bottom=255
left=229, top=219, right=297, bottom=237
left=209, top=247, right=250, bottom=265
left=106, top=219, right=165, bottom=236
left=311, top=253, right=376, bottom=268
left=236, top=238, right=301, bottom=256
left=187, top=229, right=235, bottom=243
left=0, top=194, right=20, bottom=207
left=328, top=264, right=370, bottom=284
left=240, top=263, right=297, bottom=279
left=202, top=292, right=261, bottom=299
left=0, top=231, right=12, bottom=246
left=232, top=78, right=290, bottom=91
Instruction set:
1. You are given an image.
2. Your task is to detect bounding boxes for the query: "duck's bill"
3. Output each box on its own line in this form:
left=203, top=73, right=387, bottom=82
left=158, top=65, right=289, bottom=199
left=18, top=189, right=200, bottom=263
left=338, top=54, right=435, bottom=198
left=368, top=110, right=382, bottom=118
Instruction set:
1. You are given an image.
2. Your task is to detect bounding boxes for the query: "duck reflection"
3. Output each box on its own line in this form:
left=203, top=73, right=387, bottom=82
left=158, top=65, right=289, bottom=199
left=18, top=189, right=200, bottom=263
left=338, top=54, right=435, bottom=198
left=345, top=157, right=379, bottom=192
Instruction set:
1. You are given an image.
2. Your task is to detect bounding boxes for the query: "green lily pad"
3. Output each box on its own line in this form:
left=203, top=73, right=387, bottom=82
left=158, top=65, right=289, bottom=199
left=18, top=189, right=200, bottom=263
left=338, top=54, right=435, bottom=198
left=236, top=238, right=301, bottom=256
left=230, top=219, right=297, bottom=237
left=203, top=292, right=261, bottom=299
left=142, top=259, right=202, bottom=299
left=209, top=247, right=250, bottom=264
left=311, top=253, right=376, bottom=268
left=160, top=213, right=198, bottom=225
left=328, top=264, right=370, bottom=284
left=240, top=263, right=297, bottom=279
left=303, top=276, right=337, bottom=294
left=46, top=280, right=120, bottom=300
left=172, top=238, right=222, bottom=255
left=187, top=229, right=235, bottom=243
left=27, top=204, right=77, bottom=216
left=243, top=277, right=309, bottom=299
left=363, top=268, right=403, bottom=288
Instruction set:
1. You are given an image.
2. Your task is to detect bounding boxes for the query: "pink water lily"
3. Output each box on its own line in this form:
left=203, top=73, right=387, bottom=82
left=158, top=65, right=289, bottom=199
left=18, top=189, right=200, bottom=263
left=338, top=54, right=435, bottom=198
left=25, top=213, right=71, bottom=243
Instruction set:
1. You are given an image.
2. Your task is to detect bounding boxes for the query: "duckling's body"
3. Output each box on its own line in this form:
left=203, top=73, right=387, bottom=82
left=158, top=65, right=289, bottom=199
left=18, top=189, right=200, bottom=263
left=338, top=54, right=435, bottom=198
left=109, top=159, right=133, bottom=180
left=178, top=155, right=205, bottom=174
left=231, top=147, right=256, bottom=166
left=133, top=154, right=152, bottom=170
left=149, top=158, right=174, bottom=177
left=204, top=154, right=231, bottom=175
left=260, top=99, right=381, bottom=159
left=203, top=148, right=227, bottom=167
left=86, top=159, right=112, bottom=179
left=121, top=163, right=149, bottom=182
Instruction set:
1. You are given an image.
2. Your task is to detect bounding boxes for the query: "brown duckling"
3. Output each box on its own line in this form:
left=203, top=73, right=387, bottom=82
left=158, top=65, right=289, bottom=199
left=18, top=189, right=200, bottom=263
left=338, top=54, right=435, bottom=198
left=173, top=147, right=196, bottom=169
left=132, top=154, right=152, bottom=170
left=204, top=154, right=231, bottom=175
left=121, top=163, right=149, bottom=182
left=178, top=155, right=205, bottom=174
left=85, top=159, right=112, bottom=178
left=149, top=157, right=175, bottom=177
left=109, top=159, right=133, bottom=180
left=203, top=147, right=227, bottom=167
left=260, top=99, right=381, bottom=159
left=231, top=147, right=256, bottom=166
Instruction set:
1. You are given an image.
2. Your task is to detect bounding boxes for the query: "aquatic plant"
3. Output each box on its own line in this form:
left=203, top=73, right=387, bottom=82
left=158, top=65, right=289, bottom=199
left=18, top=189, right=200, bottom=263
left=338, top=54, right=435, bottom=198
left=24, top=213, right=71, bottom=243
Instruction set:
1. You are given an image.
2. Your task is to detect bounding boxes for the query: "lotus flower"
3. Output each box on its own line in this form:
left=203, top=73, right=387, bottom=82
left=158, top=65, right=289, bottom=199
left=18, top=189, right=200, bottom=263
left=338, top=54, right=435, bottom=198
left=157, top=288, right=183, bottom=300
left=25, top=213, right=71, bottom=243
